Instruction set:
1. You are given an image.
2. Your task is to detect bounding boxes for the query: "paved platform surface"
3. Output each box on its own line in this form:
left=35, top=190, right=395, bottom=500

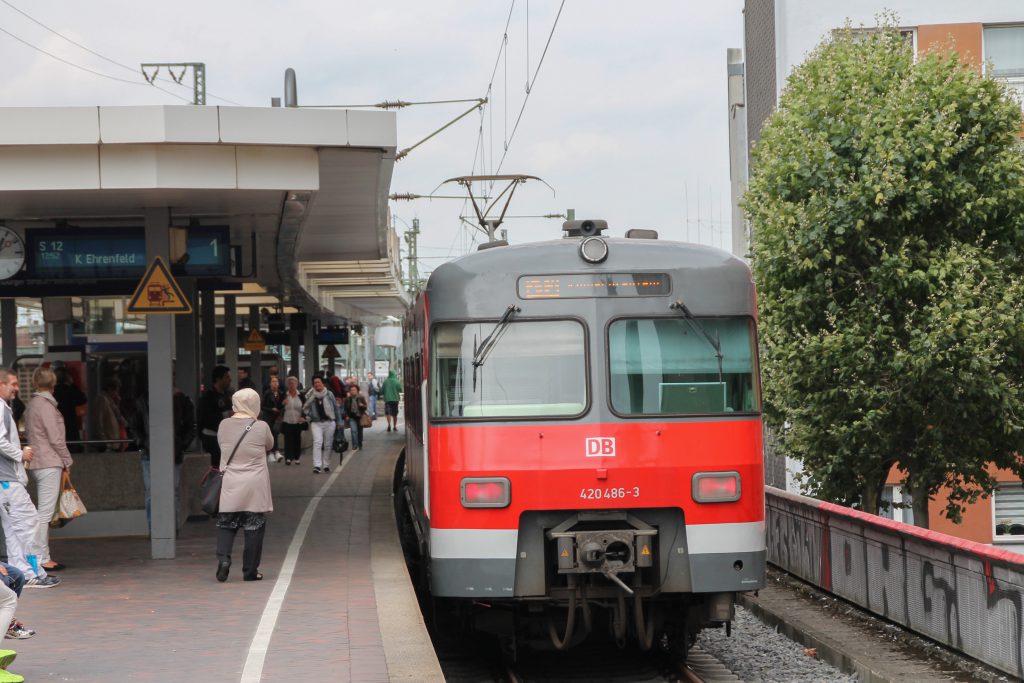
left=6, top=426, right=442, bottom=682
left=740, top=570, right=1004, bottom=682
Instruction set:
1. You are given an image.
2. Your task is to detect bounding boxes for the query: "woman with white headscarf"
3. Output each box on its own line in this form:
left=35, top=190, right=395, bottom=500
left=214, top=388, right=274, bottom=583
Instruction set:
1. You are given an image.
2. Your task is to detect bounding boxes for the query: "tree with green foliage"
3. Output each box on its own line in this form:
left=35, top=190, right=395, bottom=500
left=745, top=22, right=1024, bottom=526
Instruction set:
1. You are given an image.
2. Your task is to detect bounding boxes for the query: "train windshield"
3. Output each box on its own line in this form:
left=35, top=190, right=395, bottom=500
left=608, top=317, right=758, bottom=416
left=431, top=319, right=587, bottom=419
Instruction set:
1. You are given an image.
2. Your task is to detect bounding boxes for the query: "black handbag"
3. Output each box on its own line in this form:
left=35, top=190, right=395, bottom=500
left=200, top=419, right=256, bottom=516
left=332, top=429, right=349, bottom=454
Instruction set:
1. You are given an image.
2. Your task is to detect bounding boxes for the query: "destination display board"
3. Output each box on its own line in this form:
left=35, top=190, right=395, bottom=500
left=26, top=226, right=230, bottom=279
left=518, top=273, right=671, bottom=299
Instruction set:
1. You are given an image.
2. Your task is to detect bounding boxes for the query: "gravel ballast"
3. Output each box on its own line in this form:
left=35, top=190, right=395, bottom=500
left=697, top=605, right=857, bottom=682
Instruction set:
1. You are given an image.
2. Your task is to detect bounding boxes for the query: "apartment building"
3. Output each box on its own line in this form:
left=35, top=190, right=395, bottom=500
left=739, top=0, right=1024, bottom=552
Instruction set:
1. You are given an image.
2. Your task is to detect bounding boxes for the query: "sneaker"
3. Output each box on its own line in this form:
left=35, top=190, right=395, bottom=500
left=284, top=460, right=291, bottom=466
left=323, top=466, right=330, bottom=473
left=5, top=623, right=32, bottom=640
left=0, top=668, right=24, bottom=682
left=0, top=649, right=16, bottom=667
left=24, top=576, right=60, bottom=589
left=312, top=467, right=321, bottom=474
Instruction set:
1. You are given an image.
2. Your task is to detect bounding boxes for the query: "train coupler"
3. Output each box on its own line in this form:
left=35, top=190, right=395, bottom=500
left=547, top=513, right=657, bottom=594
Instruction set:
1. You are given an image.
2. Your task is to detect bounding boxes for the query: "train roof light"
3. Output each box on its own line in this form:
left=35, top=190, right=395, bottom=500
left=579, top=236, right=609, bottom=264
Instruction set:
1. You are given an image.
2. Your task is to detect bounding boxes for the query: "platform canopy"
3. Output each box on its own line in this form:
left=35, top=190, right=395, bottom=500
left=0, top=105, right=408, bottom=323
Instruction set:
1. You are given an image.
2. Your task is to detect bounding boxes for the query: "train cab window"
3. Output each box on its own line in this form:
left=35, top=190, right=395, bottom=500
left=431, top=320, right=587, bottom=419
left=608, top=317, right=759, bottom=416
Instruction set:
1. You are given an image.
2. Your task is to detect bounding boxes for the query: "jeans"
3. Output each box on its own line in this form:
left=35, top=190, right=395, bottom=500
left=0, top=563, right=21, bottom=632
left=141, top=459, right=182, bottom=531
left=28, top=467, right=61, bottom=565
left=350, top=420, right=363, bottom=449
left=369, top=394, right=378, bottom=418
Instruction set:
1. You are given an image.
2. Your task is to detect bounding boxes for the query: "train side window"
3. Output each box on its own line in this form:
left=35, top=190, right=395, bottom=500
left=430, top=319, right=587, bottom=420
left=608, top=317, right=759, bottom=416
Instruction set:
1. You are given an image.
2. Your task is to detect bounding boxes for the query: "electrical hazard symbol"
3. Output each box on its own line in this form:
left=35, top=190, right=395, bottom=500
left=641, top=545, right=651, bottom=556
left=560, top=548, right=570, bottom=558
left=127, top=256, right=192, bottom=314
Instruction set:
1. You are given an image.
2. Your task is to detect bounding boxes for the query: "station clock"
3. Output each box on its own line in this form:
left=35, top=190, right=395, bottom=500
left=0, top=227, right=25, bottom=280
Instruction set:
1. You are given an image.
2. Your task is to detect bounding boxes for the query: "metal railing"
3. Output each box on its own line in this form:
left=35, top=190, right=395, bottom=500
left=766, top=486, right=1024, bottom=679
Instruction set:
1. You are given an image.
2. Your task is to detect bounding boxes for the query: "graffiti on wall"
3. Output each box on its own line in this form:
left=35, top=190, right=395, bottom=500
left=766, top=488, right=1024, bottom=679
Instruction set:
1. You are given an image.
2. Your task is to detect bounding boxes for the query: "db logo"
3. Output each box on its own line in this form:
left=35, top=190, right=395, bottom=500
left=585, top=437, right=616, bottom=457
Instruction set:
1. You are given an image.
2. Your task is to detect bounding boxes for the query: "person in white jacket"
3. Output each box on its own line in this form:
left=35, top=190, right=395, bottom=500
left=0, top=368, right=59, bottom=589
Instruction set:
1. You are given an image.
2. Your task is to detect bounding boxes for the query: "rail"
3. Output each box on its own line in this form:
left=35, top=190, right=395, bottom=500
left=765, top=485, right=1024, bottom=679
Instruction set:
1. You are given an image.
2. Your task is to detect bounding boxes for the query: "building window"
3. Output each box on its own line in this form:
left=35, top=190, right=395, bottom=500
left=993, top=483, right=1024, bottom=538
left=880, top=485, right=914, bottom=525
left=984, top=26, right=1024, bottom=110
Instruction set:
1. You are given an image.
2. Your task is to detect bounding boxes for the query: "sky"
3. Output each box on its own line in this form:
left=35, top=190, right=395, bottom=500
left=0, top=0, right=746, bottom=279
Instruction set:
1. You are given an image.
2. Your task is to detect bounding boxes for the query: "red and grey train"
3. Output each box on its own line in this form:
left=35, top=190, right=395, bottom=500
left=400, top=220, right=765, bottom=652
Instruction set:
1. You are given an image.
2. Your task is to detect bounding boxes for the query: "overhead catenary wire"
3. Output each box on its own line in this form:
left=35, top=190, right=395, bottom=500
left=490, top=0, right=565, bottom=182
left=0, top=25, right=191, bottom=103
left=0, top=0, right=244, bottom=105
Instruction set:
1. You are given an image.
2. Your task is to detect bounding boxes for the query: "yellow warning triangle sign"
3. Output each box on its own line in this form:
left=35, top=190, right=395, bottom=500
left=560, top=548, right=570, bottom=558
left=126, top=256, right=192, bottom=314
left=244, top=328, right=266, bottom=351
left=641, top=545, right=650, bottom=556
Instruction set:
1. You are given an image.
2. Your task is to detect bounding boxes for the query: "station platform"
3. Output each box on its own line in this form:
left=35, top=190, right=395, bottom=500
left=5, top=427, right=443, bottom=682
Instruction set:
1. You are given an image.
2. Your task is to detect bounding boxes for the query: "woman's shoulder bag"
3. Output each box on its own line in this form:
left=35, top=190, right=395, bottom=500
left=200, top=419, right=257, bottom=516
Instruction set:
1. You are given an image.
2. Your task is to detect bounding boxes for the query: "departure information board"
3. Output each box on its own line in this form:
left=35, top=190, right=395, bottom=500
left=26, top=227, right=231, bottom=279
left=518, top=273, right=671, bottom=299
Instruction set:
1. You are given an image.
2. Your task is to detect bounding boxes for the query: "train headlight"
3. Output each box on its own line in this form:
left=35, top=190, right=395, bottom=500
left=692, top=472, right=741, bottom=503
left=579, top=236, right=609, bottom=264
left=461, top=477, right=511, bottom=508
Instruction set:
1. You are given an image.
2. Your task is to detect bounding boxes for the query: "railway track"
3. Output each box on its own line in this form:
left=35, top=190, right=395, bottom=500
left=679, top=646, right=743, bottom=682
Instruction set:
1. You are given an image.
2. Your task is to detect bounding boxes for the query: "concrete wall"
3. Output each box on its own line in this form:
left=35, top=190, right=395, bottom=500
left=766, top=486, right=1024, bottom=679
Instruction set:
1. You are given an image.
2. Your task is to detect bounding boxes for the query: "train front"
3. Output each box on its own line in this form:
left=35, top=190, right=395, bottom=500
left=408, top=223, right=765, bottom=651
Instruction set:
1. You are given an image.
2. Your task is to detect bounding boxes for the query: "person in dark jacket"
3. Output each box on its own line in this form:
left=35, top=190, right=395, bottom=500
left=197, top=366, right=232, bottom=468
left=129, top=380, right=197, bottom=531
left=261, top=375, right=284, bottom=462
left=52, top=367, right=86, bottom=453
left=343, top=385, right=368, bottom=451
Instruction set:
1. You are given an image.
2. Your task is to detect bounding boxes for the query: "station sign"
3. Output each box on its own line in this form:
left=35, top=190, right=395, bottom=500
left=26, top=226, right=231, bottom=279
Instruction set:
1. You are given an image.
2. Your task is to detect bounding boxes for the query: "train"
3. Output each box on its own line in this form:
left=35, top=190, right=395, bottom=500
left=399, top=220, right=766, bottom=655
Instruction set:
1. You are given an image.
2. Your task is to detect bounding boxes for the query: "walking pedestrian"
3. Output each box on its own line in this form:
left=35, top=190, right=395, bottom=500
left=24, top=367, right=73, bottom=573
left=303, top=376, right=340, bottom=473
left=197, top=366, right=232, bottom=468
left=280, top=377, right=305, bottom=466
left=366, top=372, right=381, bottom=419
left=381, top=370, right=403, bottom=432
left=0, top=368, right=58, bottom=589
left=261, top=376, right=284, bottom=462
left=215, top=389, right=274, bottom=583
left=343, top=385, right=368, bottom=451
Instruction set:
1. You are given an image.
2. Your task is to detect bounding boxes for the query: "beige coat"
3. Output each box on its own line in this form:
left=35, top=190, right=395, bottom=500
left=217, top=417, right=274, bottom=513
left=25, top=392, right=73, bottom=470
